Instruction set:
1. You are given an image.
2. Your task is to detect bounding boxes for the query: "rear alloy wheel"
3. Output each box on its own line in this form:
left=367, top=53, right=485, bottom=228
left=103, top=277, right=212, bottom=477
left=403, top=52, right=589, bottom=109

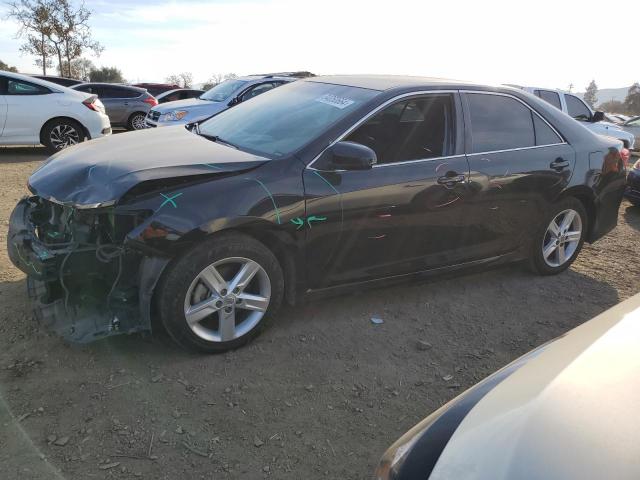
left=43, top=119, right=84, bottom=152
left=530, top=198, right=587, bottom=275
left=128, top=112, right=147, bottom=130
left=156, top=233, right=284, bottom=353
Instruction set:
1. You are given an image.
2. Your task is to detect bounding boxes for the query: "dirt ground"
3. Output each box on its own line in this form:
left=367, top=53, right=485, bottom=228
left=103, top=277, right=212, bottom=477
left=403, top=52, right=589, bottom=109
left=0, top=146, right=639, bottom=480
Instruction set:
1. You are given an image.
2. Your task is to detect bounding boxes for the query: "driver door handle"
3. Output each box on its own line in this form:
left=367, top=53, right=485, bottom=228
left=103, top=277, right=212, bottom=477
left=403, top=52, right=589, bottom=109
left=437, top=174, right=466, bottom=185
left=550, top=157, right=569, bottom=170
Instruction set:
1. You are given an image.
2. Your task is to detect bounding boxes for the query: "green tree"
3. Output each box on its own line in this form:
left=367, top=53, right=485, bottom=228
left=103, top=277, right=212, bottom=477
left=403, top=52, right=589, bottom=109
left=89, top=66, right=124, bottom=83
left=0, top=59, right=19, bottom=72
left=624, top=82, right=640, bottom=116
left=583, top=80, right=598, bottom=108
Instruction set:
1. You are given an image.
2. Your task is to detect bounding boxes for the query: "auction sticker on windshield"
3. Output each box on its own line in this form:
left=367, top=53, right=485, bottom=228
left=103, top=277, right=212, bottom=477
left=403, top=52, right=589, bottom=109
left=315, top=94, right=355, bottom=109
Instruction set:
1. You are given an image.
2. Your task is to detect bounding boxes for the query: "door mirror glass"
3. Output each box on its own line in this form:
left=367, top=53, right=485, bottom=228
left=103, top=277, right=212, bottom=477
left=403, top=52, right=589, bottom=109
left=326, top=141, right=377, bottom=170
left=592, top=111, right=605, bottom=123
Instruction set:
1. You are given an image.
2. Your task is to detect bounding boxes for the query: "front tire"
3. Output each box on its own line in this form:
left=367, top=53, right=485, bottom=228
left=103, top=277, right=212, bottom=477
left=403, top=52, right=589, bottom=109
left=42, top=119, right=84, bottom=153
left=127, top=112, right=147, bottom=130
left=156, top=233, right=284, bottom=353
left=529, top=197, right=587, bottom=275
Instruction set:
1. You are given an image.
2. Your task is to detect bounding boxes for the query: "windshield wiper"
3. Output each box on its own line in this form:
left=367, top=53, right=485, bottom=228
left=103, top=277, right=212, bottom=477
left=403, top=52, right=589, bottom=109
left=198, top=133, right=239, bottom=149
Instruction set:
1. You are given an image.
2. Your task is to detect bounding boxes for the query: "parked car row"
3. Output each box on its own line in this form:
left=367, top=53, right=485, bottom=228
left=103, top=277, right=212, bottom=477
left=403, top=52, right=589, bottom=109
left=512, top=85, right=636, bottom=150
left=71, top=82, right=158, bottom=130
left=144, top=74, right=297, bottom=127
left=0, top=70, right=111, bottom=151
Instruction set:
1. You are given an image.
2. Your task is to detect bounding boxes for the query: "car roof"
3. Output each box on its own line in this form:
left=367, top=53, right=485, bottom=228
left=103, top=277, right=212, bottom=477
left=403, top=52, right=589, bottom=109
left=306, top=74, right=491, bottom=92
left=73, top=82, right=148, bottom=93
left=238, top=75, right=298, bottom=83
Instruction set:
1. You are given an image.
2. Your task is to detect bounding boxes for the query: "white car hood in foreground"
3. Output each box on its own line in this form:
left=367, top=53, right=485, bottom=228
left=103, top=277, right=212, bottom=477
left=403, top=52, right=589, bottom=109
left=430, top=294, right=640, bottom=480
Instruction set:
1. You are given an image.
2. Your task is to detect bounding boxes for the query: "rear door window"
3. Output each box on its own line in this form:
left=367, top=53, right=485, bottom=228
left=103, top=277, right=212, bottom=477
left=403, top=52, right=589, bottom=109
left=565, top=94, right=592, bottom=121
left=467, top=93, right=535, bottom=153
left=534, top=89, right=562, bottom=109
left=101, top=87, right=140, bottom=99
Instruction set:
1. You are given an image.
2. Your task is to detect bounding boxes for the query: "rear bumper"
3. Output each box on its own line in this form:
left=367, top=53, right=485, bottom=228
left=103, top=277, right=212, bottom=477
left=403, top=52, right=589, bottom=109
left=84, top=112, right=112, bottom=139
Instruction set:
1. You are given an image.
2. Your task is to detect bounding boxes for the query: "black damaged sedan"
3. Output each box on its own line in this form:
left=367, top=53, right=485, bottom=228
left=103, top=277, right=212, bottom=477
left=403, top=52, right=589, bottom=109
left=8, top=76, right=627, bottom=352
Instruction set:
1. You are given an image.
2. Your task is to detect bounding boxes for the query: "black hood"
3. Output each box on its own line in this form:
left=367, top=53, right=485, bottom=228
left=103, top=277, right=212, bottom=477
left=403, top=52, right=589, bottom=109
left=29, top=126, right=269, bottom=207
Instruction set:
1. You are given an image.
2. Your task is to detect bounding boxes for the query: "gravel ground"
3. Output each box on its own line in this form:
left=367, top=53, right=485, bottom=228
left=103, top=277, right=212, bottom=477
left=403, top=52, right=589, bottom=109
left=0, top=146, right=639, bottom=480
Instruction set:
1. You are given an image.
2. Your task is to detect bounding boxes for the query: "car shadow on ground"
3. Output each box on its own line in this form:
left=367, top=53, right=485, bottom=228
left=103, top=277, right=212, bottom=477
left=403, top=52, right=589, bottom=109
left=0, top=261, right=622, bottom=360
left=623, top=204, right=640, bottom=231
left=0, top=263, right=623, bottom=480
left=0, top=146, right=48, bottom=164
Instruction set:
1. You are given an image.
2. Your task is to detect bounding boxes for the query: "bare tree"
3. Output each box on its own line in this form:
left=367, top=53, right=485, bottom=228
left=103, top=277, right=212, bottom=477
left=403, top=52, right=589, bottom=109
left=583, top=80, right=598, bottom=108
left=6, top=0, right=102, bottom=77
left=165, top=72, right=194, bottom=88
left=6, top=0, right=56, bottom=74
left=58, top=56, right=94, bottom=80
left=50, top=0, right=103, bottom=77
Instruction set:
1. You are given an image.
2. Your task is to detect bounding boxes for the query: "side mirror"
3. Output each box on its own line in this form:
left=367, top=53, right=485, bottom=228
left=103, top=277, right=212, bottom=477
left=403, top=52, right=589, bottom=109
left=228, top=97, right=240, bottom=107
left=592, top=111, right=605, bottom=123
left=326, top=141, right=377, bottom=171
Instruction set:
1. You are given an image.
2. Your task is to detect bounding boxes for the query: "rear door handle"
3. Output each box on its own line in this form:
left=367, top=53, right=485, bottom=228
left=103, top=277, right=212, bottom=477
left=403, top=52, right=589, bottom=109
left=550, top=157, right=569, bottom=170
left=437, top=174, right=466, bottom=185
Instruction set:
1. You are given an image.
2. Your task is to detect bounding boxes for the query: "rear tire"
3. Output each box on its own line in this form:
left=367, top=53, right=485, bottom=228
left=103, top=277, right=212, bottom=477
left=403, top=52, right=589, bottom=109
left=156, top=232, right=284, bottom=353
left=529, top=197, right=587, bottom=275
left=127, top=112, right=147, bottom=130
left=42, top=118, right=85, bottom=153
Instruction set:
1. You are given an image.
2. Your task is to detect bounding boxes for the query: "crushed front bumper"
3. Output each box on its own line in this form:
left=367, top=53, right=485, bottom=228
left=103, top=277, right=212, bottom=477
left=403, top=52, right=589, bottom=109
left=7, top=197, right=167, bottom=343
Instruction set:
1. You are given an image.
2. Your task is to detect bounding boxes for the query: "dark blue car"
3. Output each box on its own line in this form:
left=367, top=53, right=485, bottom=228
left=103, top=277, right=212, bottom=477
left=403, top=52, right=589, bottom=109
left=625, top=158, right=640, bottom=206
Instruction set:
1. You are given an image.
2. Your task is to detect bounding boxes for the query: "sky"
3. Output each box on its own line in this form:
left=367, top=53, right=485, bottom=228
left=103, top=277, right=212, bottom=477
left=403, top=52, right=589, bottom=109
left=0, top=0, right=637, bottom=90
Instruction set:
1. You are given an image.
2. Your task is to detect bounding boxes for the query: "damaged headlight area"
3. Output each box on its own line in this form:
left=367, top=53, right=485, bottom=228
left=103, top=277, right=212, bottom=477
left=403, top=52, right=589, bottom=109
left=8, top=196, right=164, bottom=343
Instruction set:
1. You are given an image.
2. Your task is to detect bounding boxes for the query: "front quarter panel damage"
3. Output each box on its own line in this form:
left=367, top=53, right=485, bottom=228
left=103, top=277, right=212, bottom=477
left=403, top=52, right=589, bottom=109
left=8, top=158, right=306, bottom=343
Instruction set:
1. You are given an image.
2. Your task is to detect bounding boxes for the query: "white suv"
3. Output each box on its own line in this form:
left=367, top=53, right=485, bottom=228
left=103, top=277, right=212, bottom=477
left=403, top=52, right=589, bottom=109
left=0, top=70, right=111, bottom=152
left=515, top=86, right=635, bottom=149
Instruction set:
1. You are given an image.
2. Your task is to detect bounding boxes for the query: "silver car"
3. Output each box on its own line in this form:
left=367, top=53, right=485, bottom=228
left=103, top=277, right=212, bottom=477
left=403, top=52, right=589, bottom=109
left=621, top=116, right=640, bottom=150
left=72, top=83, right=158, bottom=130
left=145, top=75, right=296, bottom=128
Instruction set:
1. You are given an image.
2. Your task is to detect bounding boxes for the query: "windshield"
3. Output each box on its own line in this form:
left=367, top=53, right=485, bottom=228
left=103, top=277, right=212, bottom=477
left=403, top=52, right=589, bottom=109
left=198, top=81, right=378, bottom=157
left=199, top=79, right=247, bottom=102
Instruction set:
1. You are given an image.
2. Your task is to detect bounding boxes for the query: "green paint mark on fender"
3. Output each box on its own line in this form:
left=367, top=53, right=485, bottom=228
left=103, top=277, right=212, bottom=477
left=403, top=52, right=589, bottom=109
left=245, top=178, right=282, bottom=225
left=13, top=243, right=41, bottom=274
left=158, top=192, right=183, bottom=211
left=291, top=215, right=328, bottom=230
left=291, top=217, right=305, bottom=230
left=306, top=215, right=327, bottom=228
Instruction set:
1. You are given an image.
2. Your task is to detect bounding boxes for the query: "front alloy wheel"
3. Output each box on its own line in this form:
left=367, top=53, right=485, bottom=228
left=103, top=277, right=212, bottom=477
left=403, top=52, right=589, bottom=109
left=184, top=257, right=271, bottom=343
left=156, top=232, right=284, bottom=353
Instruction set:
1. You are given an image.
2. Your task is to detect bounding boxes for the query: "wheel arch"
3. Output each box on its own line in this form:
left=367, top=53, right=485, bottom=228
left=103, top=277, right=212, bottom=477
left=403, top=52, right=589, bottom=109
left=557, top=186, right=596, bottom=240
left=39, top=116, right=90, bottom=144
left=137, top=216, right=302, bottom=307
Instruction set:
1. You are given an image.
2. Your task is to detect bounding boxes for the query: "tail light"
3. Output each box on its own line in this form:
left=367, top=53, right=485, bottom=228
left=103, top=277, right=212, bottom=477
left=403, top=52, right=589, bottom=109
left=620, top=148, right=630, bottom=167
left=144, top=96, right=158, bottom=107
left=82, top=96, right=99, bottom=111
